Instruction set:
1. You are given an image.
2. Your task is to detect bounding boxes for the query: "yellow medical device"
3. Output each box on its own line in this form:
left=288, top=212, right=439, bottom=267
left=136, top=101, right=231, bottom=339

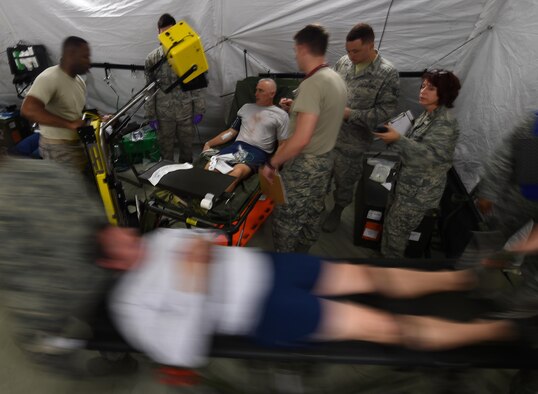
left=158, top=21, right=208, bottom=84
left=80, top=112, right=119, bottom=225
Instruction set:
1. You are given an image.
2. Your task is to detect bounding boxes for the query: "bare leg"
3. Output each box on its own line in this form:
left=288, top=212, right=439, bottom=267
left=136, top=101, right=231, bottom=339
left=312, top=300, right=402, bottom=345
left=399, top=315, right=517, bottom=350
left=313, top=262, right=475, bottom=298
left=204, top=162, right=252, bottom=193
left=313, top=263, right=378, bottom=295
left=224, top=164, right=252, bottom=192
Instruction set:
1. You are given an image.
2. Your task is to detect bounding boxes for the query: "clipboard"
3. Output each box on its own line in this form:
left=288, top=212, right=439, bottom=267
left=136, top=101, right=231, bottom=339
left=258, top=170, right=287, bottom=204
left=389, top=110, right=414, bottom=136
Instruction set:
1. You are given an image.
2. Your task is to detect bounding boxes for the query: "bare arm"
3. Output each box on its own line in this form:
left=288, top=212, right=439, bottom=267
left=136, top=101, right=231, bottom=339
left=203, top=128, right=239, bottom=151
left=21, top=95, right=83, bottom=131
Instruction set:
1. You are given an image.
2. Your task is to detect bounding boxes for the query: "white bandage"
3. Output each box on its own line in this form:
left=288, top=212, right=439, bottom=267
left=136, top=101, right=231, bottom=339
left=221, top=131, right=233, bottom=141
left=200, top=193, right=214, bottom=210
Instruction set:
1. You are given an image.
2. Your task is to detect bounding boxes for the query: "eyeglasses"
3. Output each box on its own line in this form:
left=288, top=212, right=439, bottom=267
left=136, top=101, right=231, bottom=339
left=424, top=68, right=448, bottom=76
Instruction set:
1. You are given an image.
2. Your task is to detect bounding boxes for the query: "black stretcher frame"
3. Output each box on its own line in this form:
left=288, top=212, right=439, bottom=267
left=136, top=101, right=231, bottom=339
left=142, top=192, right=262, bottom=246
left=138, top=162, right=263, bottom=245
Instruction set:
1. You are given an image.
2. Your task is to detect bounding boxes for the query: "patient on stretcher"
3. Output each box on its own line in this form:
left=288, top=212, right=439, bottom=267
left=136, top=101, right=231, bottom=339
left=203, top=78, right=289, bottom=192
left=110, top=228, right=477, bottom=368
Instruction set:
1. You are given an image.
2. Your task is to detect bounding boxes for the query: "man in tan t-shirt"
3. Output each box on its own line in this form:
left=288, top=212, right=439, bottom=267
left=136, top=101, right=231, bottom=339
left=261, top=24, right=347, bottom=253
left=21, top=36, right=91, bottom=172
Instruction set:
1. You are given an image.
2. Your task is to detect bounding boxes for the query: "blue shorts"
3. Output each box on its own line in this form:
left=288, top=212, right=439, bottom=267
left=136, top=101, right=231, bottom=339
left=218, top=141, right=268, bottom=171
left=253, top=253, right=322, bottom=347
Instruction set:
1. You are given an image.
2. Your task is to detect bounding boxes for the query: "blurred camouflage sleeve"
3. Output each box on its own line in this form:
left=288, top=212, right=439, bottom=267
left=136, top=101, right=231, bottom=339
left=477, top=115, right=535, bottom=202
left=0, top=158, right=113, bottom=357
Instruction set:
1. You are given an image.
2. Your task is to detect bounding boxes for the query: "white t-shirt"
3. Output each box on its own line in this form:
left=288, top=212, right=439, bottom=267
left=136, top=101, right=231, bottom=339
left=110, top=229, right=272, bottom=367
left=26, top=65, right=86, bottom=140
left=235, top=104, right=289, bottom=153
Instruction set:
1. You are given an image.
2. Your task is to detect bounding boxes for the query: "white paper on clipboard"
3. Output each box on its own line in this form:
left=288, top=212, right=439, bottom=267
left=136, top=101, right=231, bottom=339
left=389, top=110, right=414, bottom=136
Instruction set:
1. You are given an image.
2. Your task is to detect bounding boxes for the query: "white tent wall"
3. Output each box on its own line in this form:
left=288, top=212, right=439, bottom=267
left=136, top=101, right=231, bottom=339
left=0, top=5, right=22, bottom=105
left=453, top=0, right=538, bottom=189
left=0, top=0, right=536, bottom=188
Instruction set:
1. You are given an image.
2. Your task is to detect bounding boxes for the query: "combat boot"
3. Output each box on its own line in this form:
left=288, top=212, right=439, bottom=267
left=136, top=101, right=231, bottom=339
left=322, top=205, right=344, bottom=233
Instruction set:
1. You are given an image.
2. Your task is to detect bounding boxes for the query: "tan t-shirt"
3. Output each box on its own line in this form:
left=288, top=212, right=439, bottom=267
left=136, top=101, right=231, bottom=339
left=288, top=67, right=347, bottom=155
left=27, top=65, right=86, bottom=140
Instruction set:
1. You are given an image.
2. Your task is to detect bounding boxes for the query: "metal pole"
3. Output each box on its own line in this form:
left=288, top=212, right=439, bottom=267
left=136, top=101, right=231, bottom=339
left=102, top=80, right=157, bottom=131
left=243, top=49, right=248, bottom=78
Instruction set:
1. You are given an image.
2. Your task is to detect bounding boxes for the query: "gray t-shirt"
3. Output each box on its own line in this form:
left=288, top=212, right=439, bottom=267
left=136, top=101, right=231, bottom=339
left=235, top=104, right=289, bottom=153
left=288, top=67, right=347, bottom=155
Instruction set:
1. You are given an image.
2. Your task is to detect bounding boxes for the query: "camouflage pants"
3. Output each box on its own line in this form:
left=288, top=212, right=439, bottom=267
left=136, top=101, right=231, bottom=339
left=0, top=158, right=112, bottom=373
left=332, top=139, right=371, bottom=208
left=158, top=118, right=194, bottom=163
left=39, top=137, right=88, bottom=173
left=381, top=193, right=430, bottom=258
left=272, top=152, right=333, bottom=252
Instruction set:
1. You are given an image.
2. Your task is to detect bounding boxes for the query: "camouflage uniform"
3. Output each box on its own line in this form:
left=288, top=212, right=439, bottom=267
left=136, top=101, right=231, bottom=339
left=38, top=137, right=88, bottom=173
left=145, top=46, right=206, bottom=162
left=273, top=152, right=334, bottom=252
left=381, top=106, right=459, bottom=257
left=0, top=157, right=113, bottom=373
left=476, top=114, right=538, bottom=240
left=468, top=115, right=538, bottom=393
left=332, top=54, right=400, bottom=208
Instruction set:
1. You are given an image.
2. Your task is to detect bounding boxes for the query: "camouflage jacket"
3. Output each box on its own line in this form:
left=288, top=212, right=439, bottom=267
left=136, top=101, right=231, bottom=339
left=334, top=53, right=400, bottom=147
left=144, top=46, right=206, bottom=121
left=390, top=106, right=459, bottom=205
left=0, top=158, right=113, bottom=353
left=477, top=114, right=537, bottom=204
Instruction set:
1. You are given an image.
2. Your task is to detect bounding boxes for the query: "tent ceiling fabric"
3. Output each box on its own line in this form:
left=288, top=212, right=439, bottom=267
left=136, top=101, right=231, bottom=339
left=0, top=0, right=536, bottom=188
